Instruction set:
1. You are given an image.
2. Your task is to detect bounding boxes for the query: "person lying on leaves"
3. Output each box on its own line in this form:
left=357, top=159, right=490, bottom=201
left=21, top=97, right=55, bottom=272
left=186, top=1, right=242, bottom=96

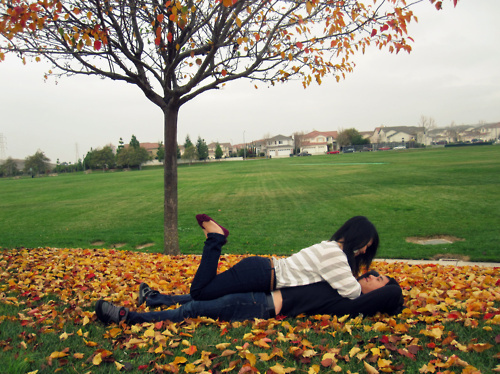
left=95, top=215, right=402, bottom=325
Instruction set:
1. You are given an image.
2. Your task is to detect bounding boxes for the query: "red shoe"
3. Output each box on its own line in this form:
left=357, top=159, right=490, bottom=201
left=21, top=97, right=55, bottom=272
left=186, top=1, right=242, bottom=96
left=195, top=214, right=230, bottom=238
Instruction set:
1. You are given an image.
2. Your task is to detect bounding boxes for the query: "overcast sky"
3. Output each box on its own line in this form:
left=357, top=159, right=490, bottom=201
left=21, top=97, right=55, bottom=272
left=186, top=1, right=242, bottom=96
left=1, top=0, right=499, bottom=163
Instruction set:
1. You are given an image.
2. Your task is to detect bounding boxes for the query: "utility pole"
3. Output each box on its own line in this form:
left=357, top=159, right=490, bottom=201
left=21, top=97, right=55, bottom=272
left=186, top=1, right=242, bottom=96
left=0, top=133, right=6, bottom=161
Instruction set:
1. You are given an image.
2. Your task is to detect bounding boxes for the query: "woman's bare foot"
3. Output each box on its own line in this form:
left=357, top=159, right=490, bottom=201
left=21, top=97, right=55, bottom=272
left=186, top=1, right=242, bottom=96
left=201, top=220, right=225, bottom=236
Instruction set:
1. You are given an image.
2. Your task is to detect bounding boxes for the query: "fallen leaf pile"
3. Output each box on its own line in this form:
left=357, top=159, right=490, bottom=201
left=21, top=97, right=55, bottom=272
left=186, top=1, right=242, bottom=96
left=0, top=247, right=498, bottom=373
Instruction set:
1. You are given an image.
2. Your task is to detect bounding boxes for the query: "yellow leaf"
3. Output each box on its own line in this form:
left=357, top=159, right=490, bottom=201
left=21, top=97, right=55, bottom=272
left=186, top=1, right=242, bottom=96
left=155, top=344, right=163, bottom=354
left=308, top=365, right=320, bottom=374
left=82, top=316, right=90, bottom=326
left=216, top=343, right=231, bottom=350
left=378, top=358, right=392, bottom=368
left=363, top=361, right=379, bottom=374
left=144, top=329, right=155, bottom=338
left=172, top=356, right=188, bottom=365
left=221, top=349, right=237, bottom=357
left=84, top=338, right=99, bottom=347
left=245, top=352, right=256, bottom=367
left=73, top=353, right=84, bottom=359
left=108, top=327, right=122, bottom=338
left=59, top=332, right=69, bottom=341
left=115, top=361, right=124, bottom=371
left=92, top=352, right=102, bottom=366
left=49, top=351, right=69, bottom=359
left=306, top=1, right=313, bottom=14
left=270, top=363, right=296, bottom=374
left=349, top=347, right=361, bottom=357
left=338, top=315, right=350, bottom=323
left=302, top=349, right=317, bottom=358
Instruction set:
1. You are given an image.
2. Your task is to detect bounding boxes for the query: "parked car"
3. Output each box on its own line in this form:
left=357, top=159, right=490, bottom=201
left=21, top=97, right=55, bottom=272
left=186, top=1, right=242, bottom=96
left=327, top=150, right=340, bottom=154
left=342, top=148, right=355, bottom=153
left=393, top=146, right=406, bottom=150
left=297, top=151, right=312, bottom=156
left=378, top=147, right=391, bottom=151
left=361, top=147, right=373, bottom=152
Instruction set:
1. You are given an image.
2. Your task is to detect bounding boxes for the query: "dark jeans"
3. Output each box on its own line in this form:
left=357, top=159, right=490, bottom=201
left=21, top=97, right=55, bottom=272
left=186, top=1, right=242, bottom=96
left=146, top=292, right=193, bottom=308
left=128, top=292, right=271, bottom=324
left=189, top=233, right=274, bottom=300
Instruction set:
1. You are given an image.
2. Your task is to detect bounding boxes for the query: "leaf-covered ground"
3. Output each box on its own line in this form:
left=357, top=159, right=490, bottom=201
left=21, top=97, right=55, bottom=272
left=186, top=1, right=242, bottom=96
left=0, top=247, right=498, bottom=374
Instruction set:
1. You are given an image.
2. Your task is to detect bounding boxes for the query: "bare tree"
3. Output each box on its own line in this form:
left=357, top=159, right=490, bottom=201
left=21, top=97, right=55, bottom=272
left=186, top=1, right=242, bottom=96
left=293, top=131, right=305, bottom=154
left=446, top=121, right=458, bottom=143
left=418, top=115, right=437, bottom=145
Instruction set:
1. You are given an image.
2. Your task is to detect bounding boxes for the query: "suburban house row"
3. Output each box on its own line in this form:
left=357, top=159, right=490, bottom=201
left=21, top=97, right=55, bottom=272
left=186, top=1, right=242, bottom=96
left=140, top=123, right=500, bottom=160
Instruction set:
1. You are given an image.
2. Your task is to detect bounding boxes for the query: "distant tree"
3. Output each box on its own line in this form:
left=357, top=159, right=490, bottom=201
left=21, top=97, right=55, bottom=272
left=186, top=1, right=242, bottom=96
left=182, top=145, right=197, bottom=165
left=24, top=151, right=50, bottom=176
left=336, top=128, right=369, bottom=147
left=446, top=122, right=459, bottom=143
left=0, top=157, right=19, bottom=177
left=117, top=137, right=125, bottom=155
left=215, top=143, right=223, bottom=159
left=117, top=145, right=149, bottom=169
left=418, top=115, right=437, bottom=132
left=237, top=147, right=254, bottom=158
left=176, top=146, right=181, bottom=160
left=86, top=146, right=115, bottom=170
left=156, top=142, right=165, bottom=163
left=293, top=132, right=305, bottom=154
left=55, top=158, right=62, bottom=173
left=116, top=147, right=132, bottom=168
left=418, top=115, right=437, bottom=145
left=76, top=159, right=84, bottom=172
left=129, top=135, right=140, bottom=150
left=184, top=135, right=193, bottom=150
left=196, top=137, right=209, bottom=160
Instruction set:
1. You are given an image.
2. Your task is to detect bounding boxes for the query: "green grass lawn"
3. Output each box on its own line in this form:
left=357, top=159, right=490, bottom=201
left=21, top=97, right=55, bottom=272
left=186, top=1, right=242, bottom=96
left=0, top=146, right=499, bottom=261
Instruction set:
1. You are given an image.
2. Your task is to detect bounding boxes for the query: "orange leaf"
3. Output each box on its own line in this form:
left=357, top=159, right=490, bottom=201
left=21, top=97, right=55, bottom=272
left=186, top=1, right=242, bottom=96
left=182, top=345, right=197, bottom=355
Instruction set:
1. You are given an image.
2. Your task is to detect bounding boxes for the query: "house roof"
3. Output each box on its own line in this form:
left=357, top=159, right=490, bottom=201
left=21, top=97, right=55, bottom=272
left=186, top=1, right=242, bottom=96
left=268, top=134, right=293, bottom=141
left=302, top=130, right=338, bottom=139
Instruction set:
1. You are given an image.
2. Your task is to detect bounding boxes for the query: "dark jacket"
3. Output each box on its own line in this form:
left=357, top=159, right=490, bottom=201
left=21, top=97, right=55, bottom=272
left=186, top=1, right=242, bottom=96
left=280, top=281, right=404, bottom=317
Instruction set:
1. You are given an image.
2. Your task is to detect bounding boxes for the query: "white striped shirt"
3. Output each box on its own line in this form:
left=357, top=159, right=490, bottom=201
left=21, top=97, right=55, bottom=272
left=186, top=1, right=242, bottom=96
left=273, top=241, right=361, bottom=299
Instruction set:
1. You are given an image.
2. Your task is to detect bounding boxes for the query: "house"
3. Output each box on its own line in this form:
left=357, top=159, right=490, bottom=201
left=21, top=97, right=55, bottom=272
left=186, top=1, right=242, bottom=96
left=207, top=142, right=233, bottom=158
left=140, top=142, right=162, bottom=157
left=265, top=135, right=294, bottom=158
left=370, top=126, right=424, bottom=145
left=298, top=130, right=338, bottom=154
left=477, top=122, right=500, bottom=142
left=124, top=142, right=161, bottom=157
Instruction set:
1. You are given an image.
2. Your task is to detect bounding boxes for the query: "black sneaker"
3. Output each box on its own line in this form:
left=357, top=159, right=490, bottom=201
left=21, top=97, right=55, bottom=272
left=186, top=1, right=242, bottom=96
left=95, top=300, right=129, bottom=324
left=138, top=282, right=160, bottom=306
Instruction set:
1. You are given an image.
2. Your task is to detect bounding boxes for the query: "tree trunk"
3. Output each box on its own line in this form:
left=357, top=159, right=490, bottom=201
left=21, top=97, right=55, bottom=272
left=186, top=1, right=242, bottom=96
left=163, top=102, right=180, bottom=255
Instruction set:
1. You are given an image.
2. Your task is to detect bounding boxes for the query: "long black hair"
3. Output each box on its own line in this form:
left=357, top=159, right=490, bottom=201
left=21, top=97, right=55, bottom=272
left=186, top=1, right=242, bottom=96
left=330, top=216, right=379, bottom=276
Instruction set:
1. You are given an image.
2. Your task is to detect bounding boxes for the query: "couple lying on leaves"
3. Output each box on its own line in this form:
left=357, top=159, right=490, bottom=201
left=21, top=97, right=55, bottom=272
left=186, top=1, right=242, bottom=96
left=95, top=215, right=403, bottom=325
